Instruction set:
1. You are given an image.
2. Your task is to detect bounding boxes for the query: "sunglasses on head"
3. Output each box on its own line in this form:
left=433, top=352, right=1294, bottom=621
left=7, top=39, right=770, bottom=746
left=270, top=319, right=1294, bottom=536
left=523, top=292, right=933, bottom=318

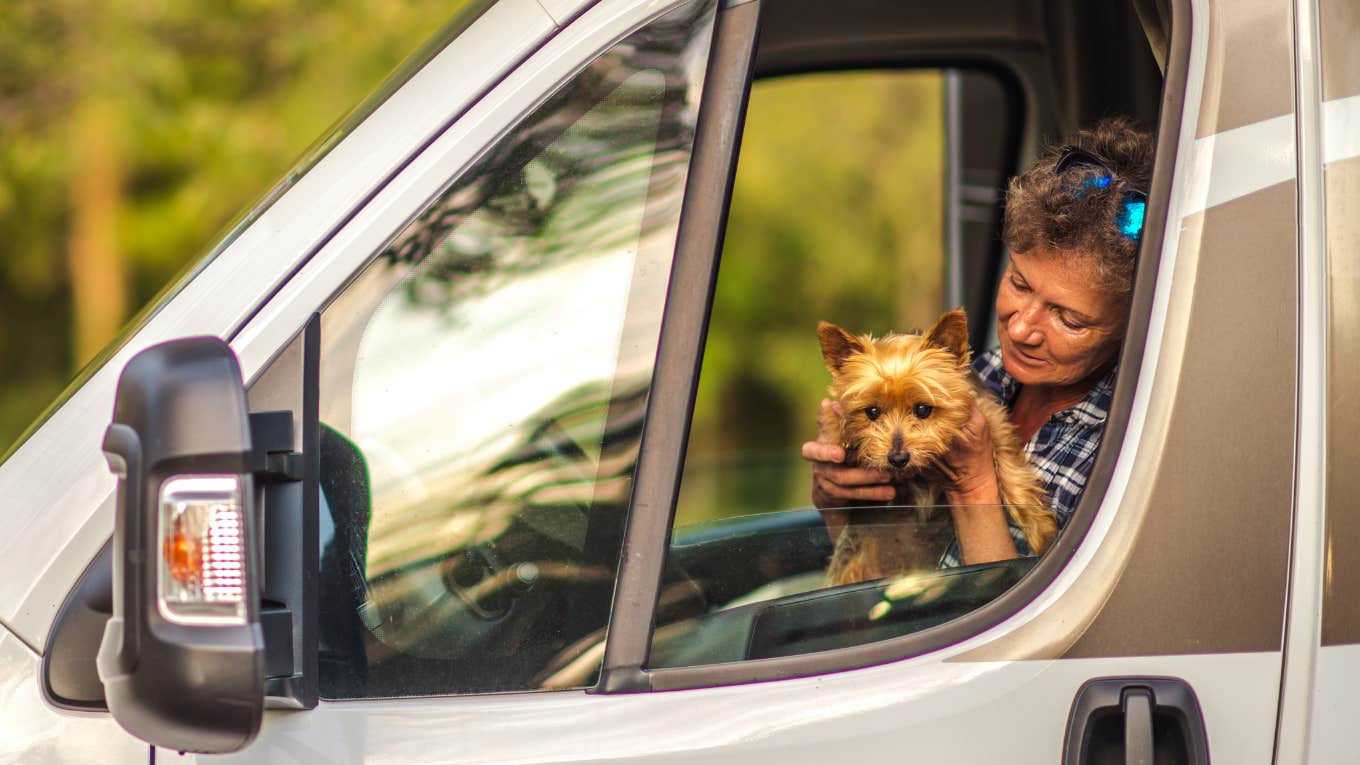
left=1054, top=146, right=1147, bottom=241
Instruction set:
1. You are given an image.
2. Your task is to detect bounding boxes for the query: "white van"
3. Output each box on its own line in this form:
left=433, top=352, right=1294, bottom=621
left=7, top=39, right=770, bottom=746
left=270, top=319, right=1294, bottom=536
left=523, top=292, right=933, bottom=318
left=3, top=0, right=1358, bottom=761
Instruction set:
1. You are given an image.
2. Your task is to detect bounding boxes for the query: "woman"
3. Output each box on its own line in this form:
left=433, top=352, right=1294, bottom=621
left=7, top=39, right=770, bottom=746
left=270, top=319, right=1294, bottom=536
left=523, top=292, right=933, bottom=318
left=802, top=116, right=1154, bottom=567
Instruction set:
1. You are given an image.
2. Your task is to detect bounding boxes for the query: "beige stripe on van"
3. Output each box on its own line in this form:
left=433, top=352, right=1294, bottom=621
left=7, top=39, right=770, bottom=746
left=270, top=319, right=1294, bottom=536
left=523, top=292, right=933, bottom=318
left=1320, top=0, right=1360, bottom=102
left=1195, top=0, right=1293, bottom=139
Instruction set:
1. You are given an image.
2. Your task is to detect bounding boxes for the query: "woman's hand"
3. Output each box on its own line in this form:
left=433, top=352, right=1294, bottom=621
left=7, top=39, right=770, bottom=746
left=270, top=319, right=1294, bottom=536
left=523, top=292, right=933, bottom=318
left=941, top=402, right=1016, bottom=564
left=940, top=403, right=1000, bottom=504
left=800, top=399, right=896, bottom=508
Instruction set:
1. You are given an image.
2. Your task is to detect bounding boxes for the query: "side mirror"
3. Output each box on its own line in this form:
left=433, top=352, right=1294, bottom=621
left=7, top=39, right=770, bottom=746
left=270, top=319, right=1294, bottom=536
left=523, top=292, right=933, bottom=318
left=97, top=336, right=265, bottom=754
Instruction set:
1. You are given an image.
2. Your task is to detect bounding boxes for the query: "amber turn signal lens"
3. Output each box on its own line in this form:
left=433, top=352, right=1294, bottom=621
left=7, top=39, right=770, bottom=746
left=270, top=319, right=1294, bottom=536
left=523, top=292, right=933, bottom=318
left=163, top=518, right=203, bottom=587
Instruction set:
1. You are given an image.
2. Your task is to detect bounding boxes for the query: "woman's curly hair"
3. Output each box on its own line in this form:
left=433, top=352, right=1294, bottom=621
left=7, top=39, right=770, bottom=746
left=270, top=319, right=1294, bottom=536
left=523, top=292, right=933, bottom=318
left=1002, top=117, right=1155, bottom=299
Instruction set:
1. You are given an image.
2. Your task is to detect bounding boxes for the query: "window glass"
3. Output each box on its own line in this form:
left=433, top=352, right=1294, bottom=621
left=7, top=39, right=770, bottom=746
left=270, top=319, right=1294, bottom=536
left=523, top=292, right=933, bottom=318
left=649, top=69, right=1042, bottom=668
left=314, top=0, right=716, bottom=698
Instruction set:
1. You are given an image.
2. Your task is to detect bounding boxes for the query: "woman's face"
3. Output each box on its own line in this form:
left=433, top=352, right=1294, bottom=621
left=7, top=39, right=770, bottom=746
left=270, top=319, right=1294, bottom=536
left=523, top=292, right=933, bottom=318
left=994, top=247, right=1127, bottom=389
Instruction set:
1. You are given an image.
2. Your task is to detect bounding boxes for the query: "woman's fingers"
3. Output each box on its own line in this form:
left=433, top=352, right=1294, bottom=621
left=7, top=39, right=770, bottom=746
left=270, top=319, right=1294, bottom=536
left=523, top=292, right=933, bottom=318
left=819, top=465, right=893, bottom=486
left=800, top=441, right=891, bottom=485
left=957, top=403, right=989, bottom=445
left=815, top=473, right=896, bottom=503
left=942, top=403, right=1000, bottom=500
left=969, top=404, right=990, bottom=438
left=813, top=461, right=894, bottom=502
left=801, top=440, right=844, bottom=463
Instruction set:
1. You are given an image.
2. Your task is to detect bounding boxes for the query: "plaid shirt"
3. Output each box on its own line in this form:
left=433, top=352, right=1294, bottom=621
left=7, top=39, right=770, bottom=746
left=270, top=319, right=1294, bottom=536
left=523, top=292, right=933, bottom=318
left=938, top=348, right=1114, bottom=568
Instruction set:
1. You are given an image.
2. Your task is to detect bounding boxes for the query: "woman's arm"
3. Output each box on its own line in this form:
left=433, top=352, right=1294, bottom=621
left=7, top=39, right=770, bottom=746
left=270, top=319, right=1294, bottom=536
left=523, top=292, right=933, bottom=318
left=941, top=404, right=1020, bottom=564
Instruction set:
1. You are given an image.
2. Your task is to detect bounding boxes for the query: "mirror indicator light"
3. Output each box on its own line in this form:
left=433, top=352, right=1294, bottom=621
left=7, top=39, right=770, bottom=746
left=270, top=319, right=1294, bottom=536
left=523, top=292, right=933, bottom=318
left=158, top=476, right=247, bottom=625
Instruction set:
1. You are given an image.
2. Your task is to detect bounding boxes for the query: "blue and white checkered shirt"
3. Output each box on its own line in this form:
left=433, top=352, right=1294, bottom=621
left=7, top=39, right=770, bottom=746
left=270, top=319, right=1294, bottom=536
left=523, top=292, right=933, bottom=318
left=938, top=347, right=1114, bottom=568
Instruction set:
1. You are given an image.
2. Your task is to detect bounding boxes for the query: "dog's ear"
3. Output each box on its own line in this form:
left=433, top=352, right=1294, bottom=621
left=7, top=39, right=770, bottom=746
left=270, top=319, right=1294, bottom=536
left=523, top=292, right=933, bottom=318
left=922, top=307, right=970, bottom=362
left=818, top=322, right=865, bottom=374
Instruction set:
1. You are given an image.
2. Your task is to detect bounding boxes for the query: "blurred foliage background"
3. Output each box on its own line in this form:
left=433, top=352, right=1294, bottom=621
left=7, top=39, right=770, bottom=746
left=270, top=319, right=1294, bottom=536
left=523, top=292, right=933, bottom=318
left=0, top=0, right=472, bottom=454
left=676, top=71, right=944, bottom=527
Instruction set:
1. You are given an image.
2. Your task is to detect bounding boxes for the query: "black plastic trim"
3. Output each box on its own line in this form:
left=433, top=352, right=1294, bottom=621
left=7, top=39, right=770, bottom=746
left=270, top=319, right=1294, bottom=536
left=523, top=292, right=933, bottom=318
left=592, top=0, right=762, bottom=693
left=256, top=314, right=321, bottom=710
left=1062, top=676, right=1209, bottom=764
left=98, top=337, right=265, bottom=754
left=301, top=314, right=321, bottom=704
left=41, top=540, right=114, bottom=711
left=612, top=0, right=1192, bottom=691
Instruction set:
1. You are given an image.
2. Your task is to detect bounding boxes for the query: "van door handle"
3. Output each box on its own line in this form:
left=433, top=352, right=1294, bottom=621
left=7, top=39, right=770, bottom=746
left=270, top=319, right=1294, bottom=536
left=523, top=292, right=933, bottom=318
left=1062, top=677, right=1210, bottom=764
left=1123, top=688, right=1154, bottom=765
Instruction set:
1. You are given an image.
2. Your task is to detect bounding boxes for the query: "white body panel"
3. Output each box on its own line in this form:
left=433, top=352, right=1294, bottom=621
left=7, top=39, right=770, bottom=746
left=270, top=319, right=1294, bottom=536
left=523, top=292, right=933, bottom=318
left=536, top=0, right=598, bottom=24
left=0, top=634, right=145, bottom=765
left=1306, top=645, right=1360, bottom=763
left=187, top=653, right=1277, bottom=765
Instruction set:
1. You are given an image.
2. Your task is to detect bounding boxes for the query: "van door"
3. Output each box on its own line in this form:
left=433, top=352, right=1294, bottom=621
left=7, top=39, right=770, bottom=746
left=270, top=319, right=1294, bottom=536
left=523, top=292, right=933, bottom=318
left=33, top=0, right=1305, bottom=762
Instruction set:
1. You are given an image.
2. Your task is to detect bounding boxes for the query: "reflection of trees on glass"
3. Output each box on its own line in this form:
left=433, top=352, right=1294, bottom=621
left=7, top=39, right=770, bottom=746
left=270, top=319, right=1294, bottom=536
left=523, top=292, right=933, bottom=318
left=363, top=379, right=649, bottom=578
left=360, top=380, right=647, bottom=631
left=380, top=3, right=710, bottom=319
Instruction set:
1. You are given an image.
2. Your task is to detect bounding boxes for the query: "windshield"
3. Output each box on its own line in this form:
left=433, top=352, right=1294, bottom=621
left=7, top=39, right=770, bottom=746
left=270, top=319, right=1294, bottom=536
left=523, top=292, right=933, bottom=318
left=0, top=0, right=497, bottom=464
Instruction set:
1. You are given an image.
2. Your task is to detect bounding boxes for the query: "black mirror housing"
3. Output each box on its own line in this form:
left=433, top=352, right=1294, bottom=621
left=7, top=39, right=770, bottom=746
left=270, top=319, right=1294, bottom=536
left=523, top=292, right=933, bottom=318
left=97, top=336, right=265, bottom=754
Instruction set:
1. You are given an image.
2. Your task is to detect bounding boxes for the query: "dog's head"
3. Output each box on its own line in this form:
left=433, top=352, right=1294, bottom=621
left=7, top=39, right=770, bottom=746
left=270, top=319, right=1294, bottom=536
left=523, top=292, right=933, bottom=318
left=818, top=308, right=976, bottom=475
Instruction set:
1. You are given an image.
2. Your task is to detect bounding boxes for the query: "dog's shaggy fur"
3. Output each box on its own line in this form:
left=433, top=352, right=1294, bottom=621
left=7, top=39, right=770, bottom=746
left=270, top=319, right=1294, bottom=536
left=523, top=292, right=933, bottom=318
left=818, top=308, right=1058, bottom=585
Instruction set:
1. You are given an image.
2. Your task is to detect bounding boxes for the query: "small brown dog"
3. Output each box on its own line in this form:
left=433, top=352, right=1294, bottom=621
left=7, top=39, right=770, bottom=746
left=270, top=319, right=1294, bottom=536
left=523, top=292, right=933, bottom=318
left=817, top=308, right=1058, bottom=585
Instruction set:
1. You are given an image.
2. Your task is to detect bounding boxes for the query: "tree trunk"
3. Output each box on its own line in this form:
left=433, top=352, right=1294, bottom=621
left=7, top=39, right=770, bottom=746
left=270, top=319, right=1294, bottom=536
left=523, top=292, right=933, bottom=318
left=68, top=97, right=127, bottom=367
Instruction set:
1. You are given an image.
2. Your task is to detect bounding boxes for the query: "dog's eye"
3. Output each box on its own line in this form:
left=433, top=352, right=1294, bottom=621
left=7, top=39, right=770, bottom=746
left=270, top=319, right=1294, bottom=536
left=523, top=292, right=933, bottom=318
left=865, top=406, right=882, bottom=421
left=914, top=403, right=933, bottom=419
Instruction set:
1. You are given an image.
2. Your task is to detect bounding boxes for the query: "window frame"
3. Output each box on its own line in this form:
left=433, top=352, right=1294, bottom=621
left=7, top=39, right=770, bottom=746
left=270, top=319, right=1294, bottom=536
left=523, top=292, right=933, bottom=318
left=592, top=0, right=1193, bottom=692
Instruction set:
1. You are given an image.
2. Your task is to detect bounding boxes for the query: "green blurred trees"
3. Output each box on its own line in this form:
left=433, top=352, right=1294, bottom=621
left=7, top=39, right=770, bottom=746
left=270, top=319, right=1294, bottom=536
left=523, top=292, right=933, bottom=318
left=0, top=0, right=468, bottom=452
left=676, top=71, right=945, bottom=526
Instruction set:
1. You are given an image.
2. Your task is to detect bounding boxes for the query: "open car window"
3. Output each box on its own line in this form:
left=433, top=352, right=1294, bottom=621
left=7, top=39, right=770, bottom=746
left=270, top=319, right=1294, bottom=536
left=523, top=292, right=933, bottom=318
left=644, top=67, right=1047, bottom=669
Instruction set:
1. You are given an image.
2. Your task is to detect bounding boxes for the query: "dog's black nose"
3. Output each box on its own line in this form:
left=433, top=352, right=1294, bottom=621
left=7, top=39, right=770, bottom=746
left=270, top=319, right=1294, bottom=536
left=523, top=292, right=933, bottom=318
left=888, top=451, right=910, bottom=468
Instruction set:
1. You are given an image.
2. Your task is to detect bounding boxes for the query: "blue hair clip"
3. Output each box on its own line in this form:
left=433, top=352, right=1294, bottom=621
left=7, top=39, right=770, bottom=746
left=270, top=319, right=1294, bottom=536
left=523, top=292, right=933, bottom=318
left=1117, top=199, right=1146, bottom=240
